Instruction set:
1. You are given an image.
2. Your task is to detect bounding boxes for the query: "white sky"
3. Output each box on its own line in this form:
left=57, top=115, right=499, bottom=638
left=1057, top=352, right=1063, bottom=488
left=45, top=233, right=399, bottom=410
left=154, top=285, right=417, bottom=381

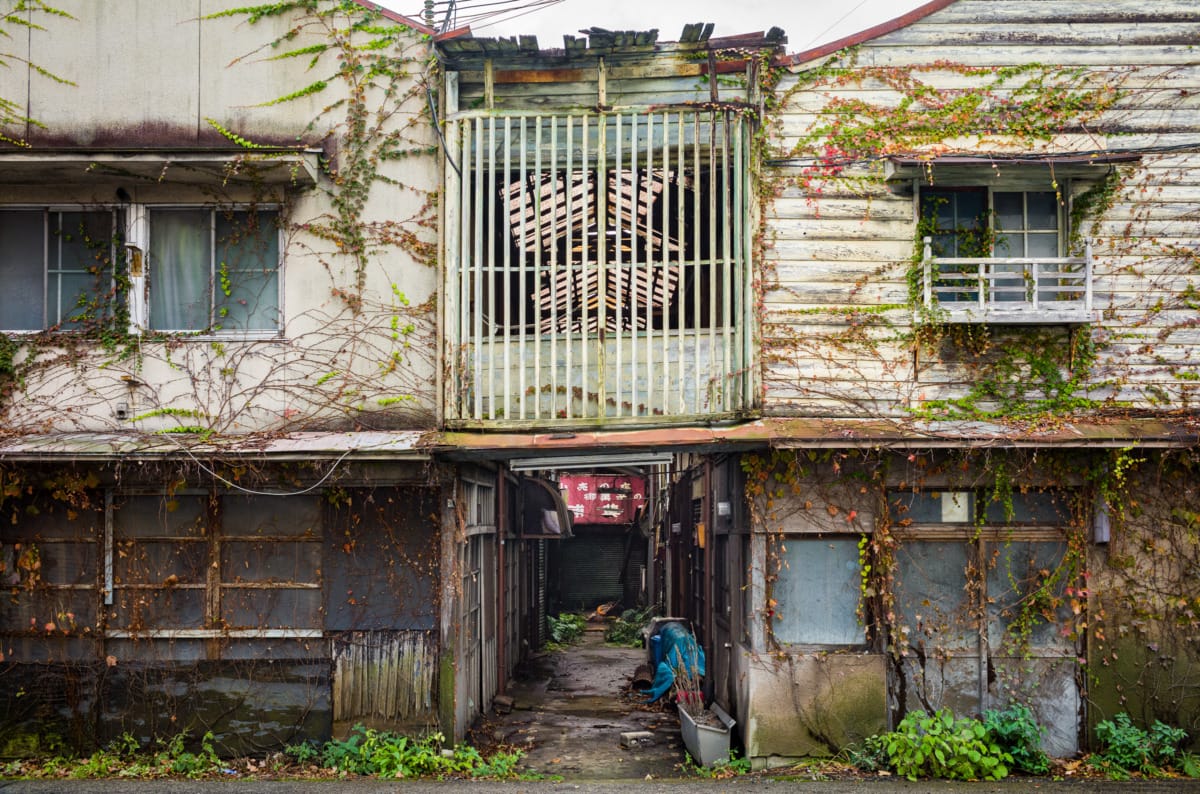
left=383, top=0, right=930, bottom=52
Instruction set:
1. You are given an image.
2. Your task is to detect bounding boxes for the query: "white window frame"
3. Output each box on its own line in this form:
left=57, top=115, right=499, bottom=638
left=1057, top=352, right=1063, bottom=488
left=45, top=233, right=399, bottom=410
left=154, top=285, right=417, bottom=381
left=126, top=204, right=284, bottom=339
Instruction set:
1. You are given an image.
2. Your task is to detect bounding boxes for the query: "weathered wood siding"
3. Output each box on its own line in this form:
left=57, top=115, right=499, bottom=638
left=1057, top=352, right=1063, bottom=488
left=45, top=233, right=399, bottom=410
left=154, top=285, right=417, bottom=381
left=764, top=0, right=1200, bottom=417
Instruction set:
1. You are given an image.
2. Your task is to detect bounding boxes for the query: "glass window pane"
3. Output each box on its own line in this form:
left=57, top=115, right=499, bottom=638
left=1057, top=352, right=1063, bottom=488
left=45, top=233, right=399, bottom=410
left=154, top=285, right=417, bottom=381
left=53, top=211, right=114, bottom=328
left=994, top=233, right=1024, bottom=258
left=993, top=192, right=1023, bottom=231
left=894, top=541, right=975, bottom=650
left=114, top=539, right=207, bottom=585
left=986, top=540, right=1071, bottom=651
left=954, top=191, right=986, bottom=229
left=773, top=537, right=862, bottom=645
left=149, top=210, right=210, bottom=331
left=115, top=495, right=206, bottom=538
left=221, top=541, right=319, bottom=583
left=983, top=490, right=1070, bottom=524
left=922, top=191, right=955, bottom=230
left=215, top=210, right=279, bottom=331
left=890, top=491, right=974, bottom=523
left=50, top=270, right=93, bottom=328
left=1027, top=232, right=1059, bottom=259
left=1026, top=192, right=1059, bottom=230
left=0, top=210, right=45, bottom=330
left=221, top=494, right=320, bottom=538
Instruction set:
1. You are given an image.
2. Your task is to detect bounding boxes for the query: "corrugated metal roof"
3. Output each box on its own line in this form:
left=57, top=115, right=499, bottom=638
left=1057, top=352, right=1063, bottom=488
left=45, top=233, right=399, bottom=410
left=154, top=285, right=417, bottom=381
left=437, top=416, right=1200, bottom=459
left=3, top=417, right=1195, bottom=463
left=0, top=431, right=432, bottom=461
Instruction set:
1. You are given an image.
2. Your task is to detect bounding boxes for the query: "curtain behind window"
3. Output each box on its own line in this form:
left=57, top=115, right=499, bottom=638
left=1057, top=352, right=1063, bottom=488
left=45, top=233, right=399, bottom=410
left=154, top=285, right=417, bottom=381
left=0, top=211, right=46, bottom=330
left=149, top=210, right=210, bottom=331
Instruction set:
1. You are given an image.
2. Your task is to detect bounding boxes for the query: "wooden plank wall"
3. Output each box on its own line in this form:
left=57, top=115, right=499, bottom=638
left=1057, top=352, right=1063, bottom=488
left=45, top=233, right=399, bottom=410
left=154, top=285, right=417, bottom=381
left=763, top=0, right=1200, bottom=418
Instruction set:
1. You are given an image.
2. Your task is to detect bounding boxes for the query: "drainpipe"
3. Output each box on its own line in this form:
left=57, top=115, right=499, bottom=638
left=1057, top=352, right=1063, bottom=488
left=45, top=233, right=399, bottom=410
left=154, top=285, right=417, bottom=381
left=496, top=466, right=508, bottom=694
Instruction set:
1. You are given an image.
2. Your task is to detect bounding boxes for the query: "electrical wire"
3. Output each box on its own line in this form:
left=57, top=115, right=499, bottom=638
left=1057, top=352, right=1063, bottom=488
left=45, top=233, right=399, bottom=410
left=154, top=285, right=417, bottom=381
left=157, top=432, right=362, bottom=497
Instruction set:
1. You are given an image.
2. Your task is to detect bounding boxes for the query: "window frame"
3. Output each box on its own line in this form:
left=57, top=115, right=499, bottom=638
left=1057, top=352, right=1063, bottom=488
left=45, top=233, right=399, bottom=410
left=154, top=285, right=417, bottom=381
left=919, top=186, right=1063, bottom=260
left=144, top=204, right=284, bottom=338
left=768, top=533, right=868, bottom=650
left=0, top=205, right=123, bottom=334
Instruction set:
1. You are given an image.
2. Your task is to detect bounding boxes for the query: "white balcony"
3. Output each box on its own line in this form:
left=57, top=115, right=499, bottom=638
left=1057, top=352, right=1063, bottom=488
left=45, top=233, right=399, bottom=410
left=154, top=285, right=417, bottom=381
left=920, top=237, right=1094, bottom=324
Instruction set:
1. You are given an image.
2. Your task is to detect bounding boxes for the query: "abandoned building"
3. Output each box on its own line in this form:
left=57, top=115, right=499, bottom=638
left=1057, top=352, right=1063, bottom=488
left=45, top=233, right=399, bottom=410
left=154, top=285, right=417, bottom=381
left=2, top=0, right=1200, bottom=769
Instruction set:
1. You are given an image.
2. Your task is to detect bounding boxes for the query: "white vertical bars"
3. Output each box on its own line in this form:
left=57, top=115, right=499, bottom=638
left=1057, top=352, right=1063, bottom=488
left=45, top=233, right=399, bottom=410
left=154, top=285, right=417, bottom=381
left=452, top=108, right=749, bottom=424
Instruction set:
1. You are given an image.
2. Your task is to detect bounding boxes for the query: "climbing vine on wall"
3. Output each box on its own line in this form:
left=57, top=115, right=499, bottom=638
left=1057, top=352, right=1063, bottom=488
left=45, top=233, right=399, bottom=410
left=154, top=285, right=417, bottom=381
left=0, top=1, right=440, bottom=439
left=759, top=46, right=1200, bottom=424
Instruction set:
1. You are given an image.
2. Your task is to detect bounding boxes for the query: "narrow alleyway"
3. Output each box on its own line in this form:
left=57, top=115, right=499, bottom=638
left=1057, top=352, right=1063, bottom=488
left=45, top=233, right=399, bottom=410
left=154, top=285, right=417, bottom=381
left=473, top=626, right=687, bottom=780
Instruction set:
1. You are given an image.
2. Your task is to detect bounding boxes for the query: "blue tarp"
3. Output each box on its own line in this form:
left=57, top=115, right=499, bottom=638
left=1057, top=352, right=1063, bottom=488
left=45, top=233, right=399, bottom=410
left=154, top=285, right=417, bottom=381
left=641, top=621, right=705, bottom=702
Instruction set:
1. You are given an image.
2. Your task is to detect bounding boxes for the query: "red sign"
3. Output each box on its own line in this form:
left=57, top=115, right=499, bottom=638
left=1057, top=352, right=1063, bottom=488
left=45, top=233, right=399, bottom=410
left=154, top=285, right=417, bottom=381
left=560, top=474, right=646, bottom=525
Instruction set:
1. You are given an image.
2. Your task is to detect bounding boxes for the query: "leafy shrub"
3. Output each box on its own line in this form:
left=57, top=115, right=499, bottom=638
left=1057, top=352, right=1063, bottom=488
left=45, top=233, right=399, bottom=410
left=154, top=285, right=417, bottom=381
left=982, top=703, right=1049, bottom=774
left=547, top=612, right=586, bottom=646
left=1093, top=713, right=1189, bottom=777
left=283, top=740, right=319, bottom=764
left=883, top=709, right=1011, bottom=781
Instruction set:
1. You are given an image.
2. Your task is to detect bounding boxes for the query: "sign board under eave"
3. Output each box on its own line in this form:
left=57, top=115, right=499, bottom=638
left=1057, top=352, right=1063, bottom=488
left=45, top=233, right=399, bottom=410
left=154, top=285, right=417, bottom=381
left=560, top=473, right=646, bottom=525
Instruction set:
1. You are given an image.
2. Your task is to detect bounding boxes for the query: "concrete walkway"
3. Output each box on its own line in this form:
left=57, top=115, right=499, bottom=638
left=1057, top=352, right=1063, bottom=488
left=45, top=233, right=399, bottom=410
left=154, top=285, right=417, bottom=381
left=473, top=626, right=686, bottom=780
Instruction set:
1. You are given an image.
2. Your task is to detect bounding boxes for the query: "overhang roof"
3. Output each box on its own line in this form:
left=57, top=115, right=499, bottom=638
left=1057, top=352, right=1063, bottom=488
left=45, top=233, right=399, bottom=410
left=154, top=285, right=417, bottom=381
left=0, top=150, right=322, bottom=188
left=781, top=0, right=958, bottom=66
left=0, top=431, right=432, bottom=462
left=2, top=417, right=1195, bottom=465
left=436, top=417, right=1200, bottom=461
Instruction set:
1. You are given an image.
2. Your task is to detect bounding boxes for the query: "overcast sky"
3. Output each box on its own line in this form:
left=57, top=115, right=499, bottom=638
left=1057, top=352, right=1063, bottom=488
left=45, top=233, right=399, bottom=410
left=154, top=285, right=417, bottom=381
left=383, top=0, right=930, bottom=52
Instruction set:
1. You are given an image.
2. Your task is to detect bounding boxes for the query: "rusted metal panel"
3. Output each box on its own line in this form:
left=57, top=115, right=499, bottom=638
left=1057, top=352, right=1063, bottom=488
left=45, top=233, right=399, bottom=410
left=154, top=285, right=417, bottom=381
left=332, top=630, right=437, bottom=725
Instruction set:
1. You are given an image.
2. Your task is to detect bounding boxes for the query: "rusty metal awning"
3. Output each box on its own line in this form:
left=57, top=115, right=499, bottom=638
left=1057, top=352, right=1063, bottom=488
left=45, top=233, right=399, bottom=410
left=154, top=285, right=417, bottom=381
left=437, top=416, right=1200, bottom=460
left=0, top=431, right=431, bottom=462
left=0, top=150, right=321, bottom=187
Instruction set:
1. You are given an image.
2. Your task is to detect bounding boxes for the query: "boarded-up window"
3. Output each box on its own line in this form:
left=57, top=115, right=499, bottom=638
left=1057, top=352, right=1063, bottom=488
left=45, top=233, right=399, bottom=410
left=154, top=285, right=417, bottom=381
left=772, top=537, right=863, bottom=646
left=110, top=491, right=322, bottom=656
left=0, top=489, right=102, bottom=662
left=888, top=488, right=1079, bottom=756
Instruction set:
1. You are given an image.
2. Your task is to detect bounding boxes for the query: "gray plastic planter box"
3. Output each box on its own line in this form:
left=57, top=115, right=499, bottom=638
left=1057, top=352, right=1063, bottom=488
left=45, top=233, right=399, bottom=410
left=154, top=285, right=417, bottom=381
left=678, top=702, right=735, bottom=766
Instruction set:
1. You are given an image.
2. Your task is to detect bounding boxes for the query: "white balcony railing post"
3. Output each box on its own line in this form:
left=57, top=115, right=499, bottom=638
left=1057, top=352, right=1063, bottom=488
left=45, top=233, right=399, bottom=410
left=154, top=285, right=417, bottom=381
left=1031, top=261, right=1039, bottom=310
left=978, top=261, right=986, bottom=310
left=1084, top=238, right=1094, bottom=312
left=922, top=237, right=933, bottom=308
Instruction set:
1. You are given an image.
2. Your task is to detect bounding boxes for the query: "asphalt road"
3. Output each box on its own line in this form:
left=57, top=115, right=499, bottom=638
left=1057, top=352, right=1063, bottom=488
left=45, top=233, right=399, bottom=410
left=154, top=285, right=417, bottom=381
left=3, top=779, right=1200, bottom=793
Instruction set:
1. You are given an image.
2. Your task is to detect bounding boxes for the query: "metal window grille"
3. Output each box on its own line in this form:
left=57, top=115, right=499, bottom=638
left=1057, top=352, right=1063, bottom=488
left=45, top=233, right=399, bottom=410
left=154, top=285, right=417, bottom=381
left=444, top=109, right=754, bottom=425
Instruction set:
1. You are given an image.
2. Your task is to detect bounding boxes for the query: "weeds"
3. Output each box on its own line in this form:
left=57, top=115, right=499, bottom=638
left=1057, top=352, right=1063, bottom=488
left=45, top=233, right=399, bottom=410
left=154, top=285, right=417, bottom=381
left=2, top=726, right=523, bottom=781
left=982, top=703, right=1050, bottom=774
left=880, top=709, right=1011, bottom=781
left=1091, top=713, right=1194, bottom=779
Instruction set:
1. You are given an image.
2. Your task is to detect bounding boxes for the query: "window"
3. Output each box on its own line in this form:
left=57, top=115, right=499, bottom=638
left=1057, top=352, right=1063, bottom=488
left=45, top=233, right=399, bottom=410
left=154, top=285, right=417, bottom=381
left=918, top=187, right=1091, bottom=321
left=0, top=209, right=121, bottom=331
left=772, top=536, right=863, bottom=646
left=148, top=208, right=280, bottom=333
left=921, top=189, right=1060, bottom=259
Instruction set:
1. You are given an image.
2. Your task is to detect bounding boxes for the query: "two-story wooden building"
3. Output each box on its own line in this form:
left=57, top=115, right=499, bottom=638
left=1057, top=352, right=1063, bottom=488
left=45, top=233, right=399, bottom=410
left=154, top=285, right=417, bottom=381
left=2, top=0, right=1200, bottom=769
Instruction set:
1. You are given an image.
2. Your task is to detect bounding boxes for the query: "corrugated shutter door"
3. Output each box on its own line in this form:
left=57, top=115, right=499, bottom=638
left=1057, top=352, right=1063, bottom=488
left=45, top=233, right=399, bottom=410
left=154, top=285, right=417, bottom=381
left=557, top=532, right=627, bottom=610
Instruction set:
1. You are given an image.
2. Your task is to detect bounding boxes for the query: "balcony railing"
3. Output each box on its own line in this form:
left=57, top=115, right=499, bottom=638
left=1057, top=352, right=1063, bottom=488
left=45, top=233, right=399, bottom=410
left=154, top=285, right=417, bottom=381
left=920, top=237, right=1094, bottom=324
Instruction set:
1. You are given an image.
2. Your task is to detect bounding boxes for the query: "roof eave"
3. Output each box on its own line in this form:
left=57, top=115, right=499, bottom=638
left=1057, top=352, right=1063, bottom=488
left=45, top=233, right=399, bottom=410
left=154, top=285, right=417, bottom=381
left=780, top=0, right=959, bottom=67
